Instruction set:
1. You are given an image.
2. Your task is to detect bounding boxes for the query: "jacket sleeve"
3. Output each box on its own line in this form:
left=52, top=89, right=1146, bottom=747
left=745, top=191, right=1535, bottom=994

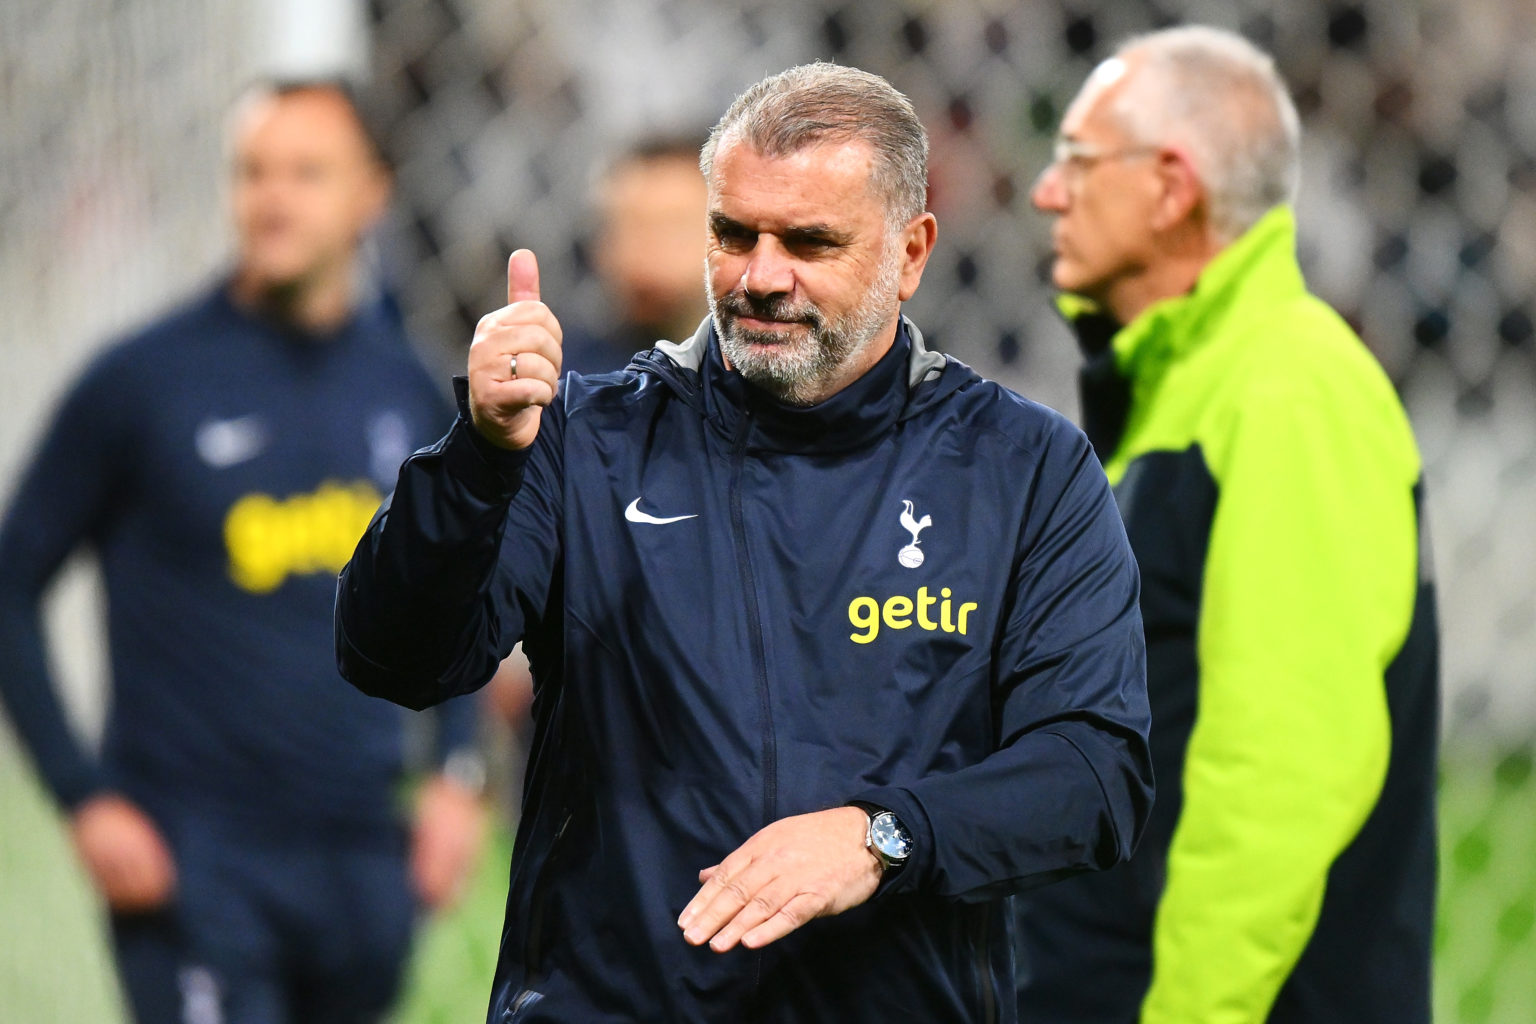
left=404, top=365, right=485, bottom=764
left=853, top=421, right=1154, bottom=900
left=1139, top=359, right=1421, bottom=1022
left=335, top=378, right=563, bottom=711
left=0, top=355, right=134, bottom=809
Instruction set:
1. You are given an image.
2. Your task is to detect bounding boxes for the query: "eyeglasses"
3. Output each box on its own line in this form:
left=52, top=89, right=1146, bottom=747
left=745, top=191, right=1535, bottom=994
left=1039, top=137, right=1162, bottom=187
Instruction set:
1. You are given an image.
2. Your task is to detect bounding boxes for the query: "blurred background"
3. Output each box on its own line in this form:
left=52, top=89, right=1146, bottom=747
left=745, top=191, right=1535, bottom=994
left=1, top=0, right=1531, bottom=1021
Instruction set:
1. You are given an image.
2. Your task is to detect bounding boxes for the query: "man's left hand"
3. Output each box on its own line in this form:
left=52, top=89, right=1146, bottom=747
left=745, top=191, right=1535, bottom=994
left=410, top=773, right=487, bottom=910
left=678, top=806, right=881, bottom=952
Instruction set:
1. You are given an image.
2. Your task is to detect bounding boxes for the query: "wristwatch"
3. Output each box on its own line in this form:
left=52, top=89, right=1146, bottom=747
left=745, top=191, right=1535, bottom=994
left=858, top=805, right=913, bottom=873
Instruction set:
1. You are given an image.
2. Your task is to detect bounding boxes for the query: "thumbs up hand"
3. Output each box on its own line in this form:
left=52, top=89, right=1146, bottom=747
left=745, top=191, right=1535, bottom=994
left=467, top=249, right=564, bottom=450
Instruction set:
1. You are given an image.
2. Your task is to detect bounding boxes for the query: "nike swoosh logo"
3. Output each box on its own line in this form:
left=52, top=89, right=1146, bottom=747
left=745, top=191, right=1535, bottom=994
left=195, top=415, right=268, bottom=469
left=624, top=497, right=698, bottom=525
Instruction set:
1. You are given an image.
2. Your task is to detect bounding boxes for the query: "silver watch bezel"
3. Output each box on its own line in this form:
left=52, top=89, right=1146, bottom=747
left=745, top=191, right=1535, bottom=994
left=865, top=809, right=913, bottom=869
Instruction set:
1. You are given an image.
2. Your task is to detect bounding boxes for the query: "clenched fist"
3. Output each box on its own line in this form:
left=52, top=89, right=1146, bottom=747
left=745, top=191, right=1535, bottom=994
left=467, top=249, right=564, bottom=450
left=72, top=794, right=177, bottom=913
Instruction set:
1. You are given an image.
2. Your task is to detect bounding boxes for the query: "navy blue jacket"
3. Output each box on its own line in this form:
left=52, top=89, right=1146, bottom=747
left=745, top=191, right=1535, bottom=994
left=0, top=282, right=476, bottom=833
left=337, top=317, right=1153, bottom=1022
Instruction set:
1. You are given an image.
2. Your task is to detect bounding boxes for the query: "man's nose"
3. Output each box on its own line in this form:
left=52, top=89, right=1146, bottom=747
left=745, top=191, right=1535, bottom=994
left=741, top=237, right=795, bottom=297
left=1031, top=163, right=1068, bottom=213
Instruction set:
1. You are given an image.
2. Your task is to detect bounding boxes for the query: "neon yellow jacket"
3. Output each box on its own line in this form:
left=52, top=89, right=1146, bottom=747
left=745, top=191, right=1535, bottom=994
left=1023, top=205, right=1438, bottom=1024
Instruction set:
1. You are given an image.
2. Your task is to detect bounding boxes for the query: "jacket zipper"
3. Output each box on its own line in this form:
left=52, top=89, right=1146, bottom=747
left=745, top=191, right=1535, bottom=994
left=729, top=412, right=778, bottom=822
left=520, top=809, right=572, bottom=985
left=973, top=902, right=997, bottom=1024
left=729, top=410, right=777, bottom=1002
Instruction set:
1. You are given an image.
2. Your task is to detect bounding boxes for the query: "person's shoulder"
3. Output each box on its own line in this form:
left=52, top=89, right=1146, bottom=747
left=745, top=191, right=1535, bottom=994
left=358, top=318, right=445, bottom=388
left=350, top=296, right=432, bottom=358
left=945, top=370, right=1092, bottom=460
left=74, top=286, right=230, bottom=389
left=559, top=363, right=657, bottom=412
left=145, top=280, right=239, bottom=335
left=1228, top=291, right=1398, bottom=409
left=902, top=324, right=1087, bottom=454
left=1204, top=293, right=1418, bottom=475
left=905, top=367, right=1099, bottom=499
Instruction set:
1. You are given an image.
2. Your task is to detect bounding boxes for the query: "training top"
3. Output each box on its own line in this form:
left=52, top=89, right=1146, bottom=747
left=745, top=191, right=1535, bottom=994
left=0, top=281, right=476, bottom=832
left=337, top=317, right=1155, bottom=1022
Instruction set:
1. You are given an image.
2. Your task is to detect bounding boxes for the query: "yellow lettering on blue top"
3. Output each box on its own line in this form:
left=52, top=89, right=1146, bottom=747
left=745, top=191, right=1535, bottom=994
left=224, top=479, right=384, bottom=593
left=849, top=586, right=979, bottom=644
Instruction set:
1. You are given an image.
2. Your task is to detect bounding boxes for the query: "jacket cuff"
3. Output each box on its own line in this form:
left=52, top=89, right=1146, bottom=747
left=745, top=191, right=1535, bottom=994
left=57, top=773, right=111, bottom=813
left=846, top=787, right=934, bottom=899
left=446, top=376, right=532, bottom=501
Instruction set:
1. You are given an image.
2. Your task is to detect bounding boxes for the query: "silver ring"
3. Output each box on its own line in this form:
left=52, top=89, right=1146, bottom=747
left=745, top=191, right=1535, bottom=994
left=509, top=354, right=519, bottom=379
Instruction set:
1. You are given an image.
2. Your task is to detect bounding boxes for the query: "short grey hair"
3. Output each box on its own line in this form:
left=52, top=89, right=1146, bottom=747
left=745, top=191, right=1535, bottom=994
left=1111, top=26, right=1300, bottom=244
left=700, top=62, right=929, bottom=230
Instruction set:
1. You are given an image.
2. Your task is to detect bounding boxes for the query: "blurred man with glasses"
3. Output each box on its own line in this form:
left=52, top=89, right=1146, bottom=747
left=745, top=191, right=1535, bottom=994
left=1019, top=25, right=1440, bottom=1024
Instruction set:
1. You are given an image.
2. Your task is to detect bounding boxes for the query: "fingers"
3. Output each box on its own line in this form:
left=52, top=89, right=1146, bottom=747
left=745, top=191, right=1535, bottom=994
left=680, top=855, right=788, bottom=952
left=697, top=877, right=820, bottom=952
left=741, top=892, right=824, bottom=950
left=677, top=808, right=880, bottom=953
left=468, top=250, right=564, bottom=450
left=471, top=300, right=563, bottom=375
left=507, top=248, right=540, bottom=304
left=468, top=331, right=560, bottom=420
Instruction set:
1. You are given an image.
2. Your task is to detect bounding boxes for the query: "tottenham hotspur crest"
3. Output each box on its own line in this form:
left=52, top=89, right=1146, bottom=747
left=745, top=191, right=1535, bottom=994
left=898, top=500, right=932, bottom=568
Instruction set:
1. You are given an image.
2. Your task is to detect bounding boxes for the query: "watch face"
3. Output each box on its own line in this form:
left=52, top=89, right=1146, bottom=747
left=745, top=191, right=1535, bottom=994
left=871, top=811, right=913, bottom=861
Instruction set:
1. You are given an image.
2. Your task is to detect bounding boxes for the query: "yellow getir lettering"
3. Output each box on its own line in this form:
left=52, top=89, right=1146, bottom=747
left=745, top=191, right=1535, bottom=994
left=916, top=586, right=938, bottom=630
left=882, top=595, right=913, bottom=630
left=849, top=596, right=880, bottom=644
left=225, top=493, right=287, bottom=593
left=849, top=586, right=980, bottom=643
left=224, top=479, right=383, bottom=594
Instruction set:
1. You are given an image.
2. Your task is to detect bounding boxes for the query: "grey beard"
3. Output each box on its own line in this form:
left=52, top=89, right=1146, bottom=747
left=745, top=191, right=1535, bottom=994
left=710, top=252, right=902, bottom=407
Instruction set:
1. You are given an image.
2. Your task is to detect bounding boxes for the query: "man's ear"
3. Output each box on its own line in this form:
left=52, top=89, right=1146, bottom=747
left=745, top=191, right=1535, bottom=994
left=897, top=212, right=938, bottom=302
left=1151, top=147, right=1204, bottom=232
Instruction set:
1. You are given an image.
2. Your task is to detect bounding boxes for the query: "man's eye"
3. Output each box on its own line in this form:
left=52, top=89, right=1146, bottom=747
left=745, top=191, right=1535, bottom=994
left=715, top=227, right=754, bottom=249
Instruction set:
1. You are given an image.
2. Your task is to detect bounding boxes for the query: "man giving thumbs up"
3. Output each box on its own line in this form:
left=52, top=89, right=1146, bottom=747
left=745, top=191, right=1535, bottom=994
left=335, top=62, right=1151, bottom=1024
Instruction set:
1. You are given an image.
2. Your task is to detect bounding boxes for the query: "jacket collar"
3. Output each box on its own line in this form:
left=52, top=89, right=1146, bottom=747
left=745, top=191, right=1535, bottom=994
left=633, top=314, right=971, bottom=455
left=1110, top=204, right=1306, bottom=383
left=1062, top=205, right=1306, bottom=458
left=215, top=274, right=400, bottom=350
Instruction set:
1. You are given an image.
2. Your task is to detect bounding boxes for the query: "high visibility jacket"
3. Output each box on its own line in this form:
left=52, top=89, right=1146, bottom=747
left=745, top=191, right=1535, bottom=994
left=1016, top=207, right=1439, bottom=1024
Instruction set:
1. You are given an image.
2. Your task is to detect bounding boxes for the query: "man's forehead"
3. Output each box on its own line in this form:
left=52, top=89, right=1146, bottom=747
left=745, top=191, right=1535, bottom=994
left=1086, top=56, right=1131, bottom=95
left=706, top=137, right=881, bottom=223
left=1063, top=56, right=1132, bottom=135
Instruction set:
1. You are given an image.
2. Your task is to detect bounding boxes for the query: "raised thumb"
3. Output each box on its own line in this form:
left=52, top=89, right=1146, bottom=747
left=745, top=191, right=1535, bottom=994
left=506, top=249, right=540, bottom=304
